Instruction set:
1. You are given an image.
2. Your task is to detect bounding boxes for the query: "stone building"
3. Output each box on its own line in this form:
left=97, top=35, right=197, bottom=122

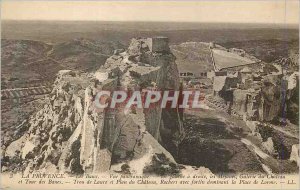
left=147, top=37, right=170, bottom=53
left=209, top=44, right=298, bottom=122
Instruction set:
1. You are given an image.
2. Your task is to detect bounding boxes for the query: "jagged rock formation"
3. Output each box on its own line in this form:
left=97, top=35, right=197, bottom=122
left=229, top=75, right=283, bottom=122
left=3, top=37, right=186, bottom=175
left=1, top=39, right=126, bottom=157
left=213, top=64, right=299, bottom=124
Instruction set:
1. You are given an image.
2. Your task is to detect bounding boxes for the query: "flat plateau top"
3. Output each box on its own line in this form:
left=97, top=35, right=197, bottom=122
left=212, top=49, right=257, bottom=70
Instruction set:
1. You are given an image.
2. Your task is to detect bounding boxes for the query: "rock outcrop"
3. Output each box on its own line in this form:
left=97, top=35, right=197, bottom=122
left=3, top=37, right=185, bottom=175
left=290, top=144, right=299, bottom=166
left=214, top=64, right=299, bottom=124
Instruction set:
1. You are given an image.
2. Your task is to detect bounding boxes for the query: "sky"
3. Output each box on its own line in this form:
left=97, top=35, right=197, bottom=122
left=1, top=0, right=299, bottom=24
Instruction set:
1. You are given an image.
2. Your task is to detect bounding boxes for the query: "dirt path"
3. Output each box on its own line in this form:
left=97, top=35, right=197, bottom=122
left=181, top=108, right=264, bottom=173
left=184, top=107, right=298, bottom=174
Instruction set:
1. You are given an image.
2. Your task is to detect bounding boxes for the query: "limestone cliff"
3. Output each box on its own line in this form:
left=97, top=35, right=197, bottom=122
left=3, top=37, right=186, bottom=175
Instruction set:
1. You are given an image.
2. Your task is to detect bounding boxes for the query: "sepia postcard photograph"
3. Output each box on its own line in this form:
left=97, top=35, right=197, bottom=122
left=0, top=0, right=299, bottom=189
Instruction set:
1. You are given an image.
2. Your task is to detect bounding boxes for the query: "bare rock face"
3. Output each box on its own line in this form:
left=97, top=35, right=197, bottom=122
left=262, top=137, right=276, bottom=156
left=289, top=144, right=299, bottom=166
left=3, top=37, right=185, bottom=175
left=258, top=76, right=282, bottom=122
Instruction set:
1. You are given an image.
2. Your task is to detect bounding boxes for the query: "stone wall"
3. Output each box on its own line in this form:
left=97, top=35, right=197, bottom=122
left=147, top=37, right=170, bottom=53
